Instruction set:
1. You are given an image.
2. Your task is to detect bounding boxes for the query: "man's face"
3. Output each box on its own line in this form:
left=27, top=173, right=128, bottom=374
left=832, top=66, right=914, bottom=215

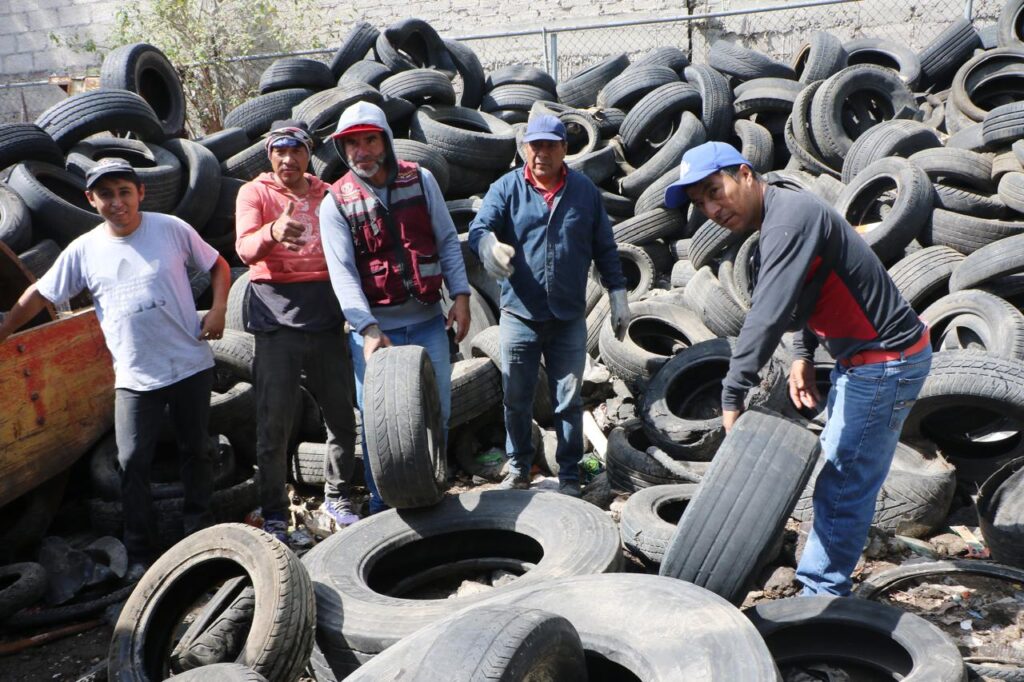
left=685, top=166, right=762, bottom=233
left=269, top=144, right=309, bottom=188
left=86, top=177, right=145, bottom=234
left=342, top=131, right=388, bottom=183
left=524, top=139, right=567, bottom=182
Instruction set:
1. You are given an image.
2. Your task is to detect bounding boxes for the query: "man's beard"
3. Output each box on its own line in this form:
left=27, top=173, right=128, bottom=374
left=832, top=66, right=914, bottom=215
left=348, top=153, right=387, bottom=179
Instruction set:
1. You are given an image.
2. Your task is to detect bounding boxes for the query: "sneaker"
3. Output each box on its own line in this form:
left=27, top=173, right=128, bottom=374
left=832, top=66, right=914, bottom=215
left=498, top=471, right=531, bottom=490
left=557, top=481, right=582, bottom=498
left=323, top=497, right=361, bottom=529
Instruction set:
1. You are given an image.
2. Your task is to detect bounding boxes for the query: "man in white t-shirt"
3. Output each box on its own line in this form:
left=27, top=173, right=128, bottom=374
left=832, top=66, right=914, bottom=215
left=0, top=158, right=232, bottom=577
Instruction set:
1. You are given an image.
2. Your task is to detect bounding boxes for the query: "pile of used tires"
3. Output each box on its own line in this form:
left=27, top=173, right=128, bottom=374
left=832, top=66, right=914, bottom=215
left=5, top=8, right=1024, bottom=680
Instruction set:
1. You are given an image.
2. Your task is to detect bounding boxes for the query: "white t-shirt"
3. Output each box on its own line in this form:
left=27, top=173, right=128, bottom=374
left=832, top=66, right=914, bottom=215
left=36, top=212, right=218, bottom=391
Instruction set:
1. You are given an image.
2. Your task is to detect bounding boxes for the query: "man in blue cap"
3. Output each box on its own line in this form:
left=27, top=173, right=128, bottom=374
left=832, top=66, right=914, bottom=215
left=661, top=141, right=931, bottom=596
left=469, top=114, right=629, bottom=497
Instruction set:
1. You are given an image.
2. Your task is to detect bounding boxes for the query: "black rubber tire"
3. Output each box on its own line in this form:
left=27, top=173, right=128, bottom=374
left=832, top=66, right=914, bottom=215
left=339, top=60, right=393, bottom=88
left=108, top=524, right=314, bottom=682
left=619, top=111, right=707, bottom=199
left=16, top=238, right=60, bottom=280
left=922, top=207, right=1024, bottom=255
left=902, top=350, right=1024, bottom=485
left=100, top=42, right=186, bottom=136
left=481, top=83, right=552, bottom=115
left=596, top=64, right=679, bottom=111
left=598, top=300, right=714, bottom=394
left=793, top=441, right=956, bottom=538
left=615, top=242, right=655, bottom=301
left=410, top=105, right=515, bottom=170
left=747, top=595, right=966, bottom=680
left=731, top=230, right=760, bottom=309
left=66, top=137, right=183, bottom=214
left=258, top=57, right=333, bottom=94
left=921, top=289, right=1024, bottom=360
left=619, top=484, right=698, bottom=567
left=983, top=100, right=1024, bottom=148
left=999, top=0, right=1024, bottom=47
left=7, top=161, right=99, bottom=247
left=329, top=22, right=379, bottom=79
left=934, top=184, right=1007, bottom=219
left=688, top=218, right=745, bottom=270
left=844, top=37, right=923, bottom=89
left=611, top=207, right=686, bottom=246
left=449, top=357, right=503, bottom=428
left=162, top=137, right=222, bottom=234
left=641, top=339, right=788, bottom=461
left=619, top=82, right=703, bottom=163
left=793, top=31, right=848, bottom=84
left=888, top=245, right=965, bottom=312
left=633, top=167, right=681, bottom=215
left=0, top=183, right=32, bottom=253
left=302, top=489, right=622, bottom=677
left=225, top=270, right=251, bottom=333
left=167, top=575, right=255, bottom=673
left=809, top=64, right=918, bottom=169
left=222, top=88, right=315, bottom=140
left=220, top=139, right=272, bottom=182
left=380, top=69, right=455, bottom=107
left=0, top=122, right=64, bottom=169
left=977, top=456, right=1024, bottom=567
left=391, top=139, right=450, bottom=195
left=786, top=79, right=835, bottom=174
left=363, top=346, right=446, bottom=508
left=950, top=46, right=1024, bottom=124
left=194, top=127, right=250, bottom=163
left=951, top=232, right=1024, bottom=293
left=918, top=17, right=981, bottom=89
left=568, top=144, right=616, bottom=185
left=169, top=663, right=267, bottom=682
left=605, top=420, right=708, bottom=493
left=858, top=559, right=1024, bottom=600
left=345, top=605, right=587, bottom=682
left=556, top=54, right=630, bottom=108
left=485, top=64, right=556, bottom=96
left=443, top=38, right=486, bottom=110
left=708, top=40, right=796, bottom=82
left=0, top=562, right=47, bottom=623
left=681, top=266, right=746, bottom=338
left=840, top=119, right=942, bottom=185
left=682, top=64, right=735, bottom=141
left=375, top=18, right=456, bottom=77
left=35, top=88, right=165, bottom=151
left=2, top=584, right=135, bottom=631
left=732, top=118, right=775, bottom=174
left=658, top=409, right=819, bottom=605
left=835, top=156, right=934, bottom=264
left=731, top=80, right=801, bottom=121
left=292, top=82, right=382, bottom=139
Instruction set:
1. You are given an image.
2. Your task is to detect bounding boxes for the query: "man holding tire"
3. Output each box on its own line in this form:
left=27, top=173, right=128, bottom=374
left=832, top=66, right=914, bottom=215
left=469, top=114, right=630, bottom=498
left=320, top=101, right=471, bottom=515
left=663, top=141, right=932, bottom=596
left=235, top=121, right=359, bottom=540
left=0, top=158, right=231, bottom=578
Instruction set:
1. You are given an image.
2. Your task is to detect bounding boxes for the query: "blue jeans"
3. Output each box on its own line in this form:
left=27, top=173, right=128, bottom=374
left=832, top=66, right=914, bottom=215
left=796, top=344, right=932, bottom=596
left=350, top=315, right=452, bottom=514
left=501, top=313, right=587, bottom=484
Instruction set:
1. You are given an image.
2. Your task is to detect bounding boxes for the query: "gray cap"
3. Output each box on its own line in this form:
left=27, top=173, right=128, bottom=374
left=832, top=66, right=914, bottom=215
left=85, top=157, right=138, bottom=189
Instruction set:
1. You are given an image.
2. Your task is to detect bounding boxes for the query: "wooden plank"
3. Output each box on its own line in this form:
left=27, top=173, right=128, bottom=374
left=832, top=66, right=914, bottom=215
left=0, top=309, right=113, bottom=508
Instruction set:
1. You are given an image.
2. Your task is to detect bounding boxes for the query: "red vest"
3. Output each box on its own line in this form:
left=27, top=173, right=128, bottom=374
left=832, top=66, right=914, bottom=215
left=329, top=161, right=443, bottom=307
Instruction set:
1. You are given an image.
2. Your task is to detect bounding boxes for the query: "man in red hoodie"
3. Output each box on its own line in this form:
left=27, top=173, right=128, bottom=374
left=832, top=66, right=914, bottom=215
left=236, top=121, right=359, bottom=544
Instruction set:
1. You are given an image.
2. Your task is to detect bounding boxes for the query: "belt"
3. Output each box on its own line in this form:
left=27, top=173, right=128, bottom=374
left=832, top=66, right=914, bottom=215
left=839, top=328, right=931, bottom=368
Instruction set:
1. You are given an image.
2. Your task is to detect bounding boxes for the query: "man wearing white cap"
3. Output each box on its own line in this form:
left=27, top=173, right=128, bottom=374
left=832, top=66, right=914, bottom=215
left=661, top=140, right=931, bottom=596
left=469, top=114, right=630, bottom=497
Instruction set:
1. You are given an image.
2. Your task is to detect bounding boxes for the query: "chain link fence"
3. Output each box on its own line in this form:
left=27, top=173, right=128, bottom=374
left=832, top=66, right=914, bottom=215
left=458, top=0, right=1000, bottom=84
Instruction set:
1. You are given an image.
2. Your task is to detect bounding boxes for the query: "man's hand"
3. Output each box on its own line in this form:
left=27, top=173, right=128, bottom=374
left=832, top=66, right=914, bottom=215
left=722, top=408, right=742, bottom=434
left=200, top=307, right=226, bottom=340
left=270, top=201, right=307, bottom=252
left=478, top=232, right=515, bottom=279
left=788, top=358, right=821, bottom=410
left=446, top=293, right=472, bottom=343
left=362, top=324, right=393, bottom=362
left=608, top=289, right=631, bottom=340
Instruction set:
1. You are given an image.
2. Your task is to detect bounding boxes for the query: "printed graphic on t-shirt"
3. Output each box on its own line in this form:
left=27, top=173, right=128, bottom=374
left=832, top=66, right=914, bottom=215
left=100, top=257, right=166, bottom=323
left=293, top=197, right=323, bottom=257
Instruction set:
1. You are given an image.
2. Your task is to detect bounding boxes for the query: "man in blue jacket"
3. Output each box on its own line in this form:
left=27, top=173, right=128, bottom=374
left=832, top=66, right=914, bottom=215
left=469, top=115, right=630, bottom=497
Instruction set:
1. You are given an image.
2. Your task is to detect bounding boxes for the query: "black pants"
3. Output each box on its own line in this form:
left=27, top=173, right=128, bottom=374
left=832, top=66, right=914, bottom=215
left=115, top=368, right=214, bottom=563
left=254, top=326, right=357, bottom=516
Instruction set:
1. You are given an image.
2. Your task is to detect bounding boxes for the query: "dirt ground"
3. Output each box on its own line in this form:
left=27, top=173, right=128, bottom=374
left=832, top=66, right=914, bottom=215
left=1, top=469, right=1021, bottom=680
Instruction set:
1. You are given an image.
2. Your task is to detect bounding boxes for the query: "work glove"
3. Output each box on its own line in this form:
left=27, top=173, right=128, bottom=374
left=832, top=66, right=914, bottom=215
left=479, top=232, right=515, bottom=279
left=609, top=288, right=631, bottom=340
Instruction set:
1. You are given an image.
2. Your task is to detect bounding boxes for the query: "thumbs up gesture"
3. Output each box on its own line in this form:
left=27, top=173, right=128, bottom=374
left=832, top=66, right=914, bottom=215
left=271, top=201, right=307, bottom=251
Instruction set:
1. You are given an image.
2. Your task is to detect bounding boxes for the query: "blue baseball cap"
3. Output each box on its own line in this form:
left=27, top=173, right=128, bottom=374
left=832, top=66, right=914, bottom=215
left=523, top=114, right=566, bottom=143
left=663, top=141, right=753, bottom=209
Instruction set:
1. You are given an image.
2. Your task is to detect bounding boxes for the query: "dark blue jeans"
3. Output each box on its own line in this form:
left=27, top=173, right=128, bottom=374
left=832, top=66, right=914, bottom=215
left=254, top=327, right=357, bottom=517
left=115, top=368, right=214, bottom=563
left=796, top=344, right=932, bottom=596
left=500, top=313, right=587, bottom=484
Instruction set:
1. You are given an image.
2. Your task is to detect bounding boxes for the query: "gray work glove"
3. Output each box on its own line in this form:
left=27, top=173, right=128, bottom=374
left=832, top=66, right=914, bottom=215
left=609, top=288, right=631, bottom=340
left=479, top=232, right=515, bottom=279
